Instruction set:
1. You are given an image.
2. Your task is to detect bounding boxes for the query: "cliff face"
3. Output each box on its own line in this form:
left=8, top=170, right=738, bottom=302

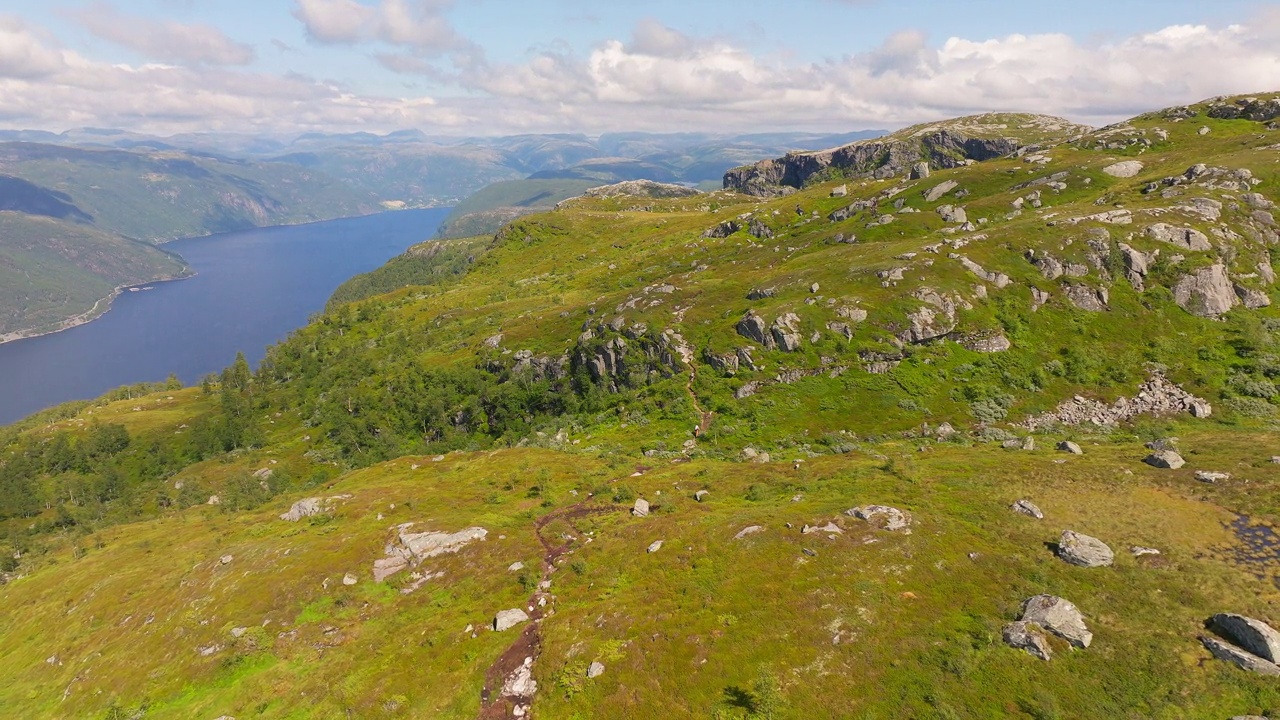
left=723, top=113, right=1089, bottom=196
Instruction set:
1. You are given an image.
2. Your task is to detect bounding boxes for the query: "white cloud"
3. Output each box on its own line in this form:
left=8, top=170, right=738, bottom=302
left=0, top=16, right=67, bottom=79
left=293, top=0, right=472, bottom=55
left=72, top=3, right=255, bottom=66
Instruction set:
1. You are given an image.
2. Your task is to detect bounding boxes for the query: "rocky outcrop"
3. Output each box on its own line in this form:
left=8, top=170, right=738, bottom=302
left=1172, top=264, right=1238, bottom=317
left=374, top=524, right=487, bottom=582
left=1146, top=223, right=1211, bottom=251
left=1207, top=96, right=1280, bottom=122
left=1211, top=614, right=1280, bottom=662
left=723, top=125, right=1031, bottom=196
left=736, top=312, right=772, bottom=348
left=1202, top=637, right=1280, bottom=675
left=1064, top=284, right=1109, bottom=312
left=1003, top=621, right=1052, bottom=660
left=770, top=313, right=803, bottom=352
left=1102, top=160, right=1144, bottom=178
left=1144, top=450, right=1186, bottom=469
left=1023, top=373, right=1212, bottom=429
left=847, top=505, right=912, bottom=532
left=702, top=220, right=740, bottom=238
left=1235, top=284, right=1272, bottom=309
left=1056, top=530, right=1114, bottom=567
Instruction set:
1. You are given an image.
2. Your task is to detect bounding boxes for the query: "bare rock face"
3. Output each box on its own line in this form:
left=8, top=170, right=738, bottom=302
left=1173, top=264, right=1239, bottom=317
left=1211, top=614, right=1280, bottom=663
left=1235, top=284, right=1272, bottom=309
left=1003, top=621, right=1052, bottom=660
left=1021, top=594, right=1093, bottom=648
left=1064, top=284, right=1109, bottom=312
left=770, top=313, right=803, bottom=352
left=736, top=312, right=773, bottom=348
left=1146, top=223, right=1212, bottom=251
left=1056, top=530, right=1114, bottom=567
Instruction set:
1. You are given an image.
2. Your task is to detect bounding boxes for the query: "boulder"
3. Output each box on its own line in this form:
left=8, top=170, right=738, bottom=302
left=734, top=525, right=764, bottom=539
left=702, top=220, right=740, bottom=238
left=1195, top=470, right=1230, bottom=483
left=1102, top=160, right=1144, bottom=178
left=1064, top=284, right=1109, bottom=312
left=587, top=661, right=605, bottom=679
left=736, top=312, right=773, bottom=348
left=1057, top=440, right=1083, bottom=455
left=924, top=180, right=958, bottom=202
left=1202, top=636, right=1280, bottom=676
left=770, top=313, right=803, bottom=352
left=830, top=184, right=848, bottom=197
left=632, top=498, right=650, bottom=517
left=747, top=287, right=776, bottom=300
left=494, top=608, right=529, bottom=632
left=910, top=162, right=930, bottom=180
left=1021, top=594, right=1092, bottom=648
left=1235, top=284, right=1272, bottom=309
left=1002, top=621, right=1052, bottom=660
left=1144, top=450, right=1185, bottom=469
left=694, top=490, right=709, bottom=502
left=1146, top=223, right=1212, bottom=251
left=1211, top=614, right=1280, bottom=663
left=848, top=505, right=912, bottom=532
left=280, top=498, right=323, bottom=522
left=1173, top=264, right=1239, bottom=317
left=1131, top=546, right=1161, bottom=556
left=508, top=561, right=525, bottom=572
left=646, top=540, right=663, bottom=553
left=1056, top=530, right=1114, bottom=568
left=937, top=204, right=967, bottom=223
left=748, top=218, right=774, bottom=240
left=1011, top=500, right=1044, bottom=519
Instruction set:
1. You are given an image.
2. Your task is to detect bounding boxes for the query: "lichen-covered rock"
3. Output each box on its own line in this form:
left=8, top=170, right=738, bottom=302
left=1021, top=594, right=1092, bottom=648
left=1144, top=450, right=1185, bottom=469
left=1003, top=621, right=1052, bottom=660
left=848, top=505, right=912, bottom=532
left=1011, top=500, right=1044, bottom=519
left=494, top=608, right=529, bottom=632
left=1173, top=263, right=1239, bottom=317
left=1057, top=530, right=1114, bottom=567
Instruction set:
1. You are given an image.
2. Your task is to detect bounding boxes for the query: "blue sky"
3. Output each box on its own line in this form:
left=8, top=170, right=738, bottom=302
left=0, top=0, right=1277, bottom=135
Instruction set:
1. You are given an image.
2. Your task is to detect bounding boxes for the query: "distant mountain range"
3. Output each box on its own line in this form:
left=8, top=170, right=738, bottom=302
left=0, top=125, right=886, bottom=338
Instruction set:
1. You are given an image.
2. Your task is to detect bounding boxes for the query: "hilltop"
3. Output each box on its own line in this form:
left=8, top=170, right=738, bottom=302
left=0, top=93, right=1279, bottom=718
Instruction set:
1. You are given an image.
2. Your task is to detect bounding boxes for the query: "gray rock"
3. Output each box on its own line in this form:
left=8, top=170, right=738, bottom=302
left=1202, top=636, right=1280, bottom=676
left=1131, top=546, right=1161, bottom=556
left=747, top=218, right=774, bottom=240
left=1144, top=450, right=1185, bottom=469
left=508, top=561, right=525, bottom=572
left=1102, top=160, right=1144, bottom=178
left=1173, top=263, right=1239, bottom=317
left=694, top=490, right=709, bottom=502
left=924, top=180, right=959, bottom=202
left=587, top=661, right=605, bottom=678
left=1057, top=530, right=1114, bottom=567
left=632, top=498, right=650, bottom=517
left=770, top=313, right=803, bottom=352
left=736, top=312, right=773, bottom=348
left=483, top=333, right=503, bottom=349
left=702, top=220, right=740, bottom=238
left=910, top=162, right=930, bottom=179
left=734, top=525, right=764, bottom=539
left=494, top=608, right=530, bottom=632
left=1211, top=614, right=1280, bottom=663
left=1195, top=470, right=1231, bottom=483
left=1021, top=594, right=1092, bottom=648
left=1064, top=284, right=1109, bottom=311
left=848, top=505, right=911, bottom=532
left=646, top=540, right=663, bottom=553
left=1003, top=621, right=1052, bottom=660
left=1011, top=500, right=1044, bottom=519
left=960, top=334, right=1012, bottom=353
left=747, top=287, right=776, bottom=300
left=1235, top=284, right=1272, bottom=309
left=830, top=184, right=848, bottom=197
left=1057, top=440, right=1083, bottom=455
left=1146, top=223, right=1212, bottom=251
left=937, top=204, right=967, bottom=224
left=280, top=498, right=324, bottom=522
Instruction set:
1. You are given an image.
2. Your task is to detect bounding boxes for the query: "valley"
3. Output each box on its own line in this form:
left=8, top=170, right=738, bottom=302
left=0, top=93, right=1278, bottom=718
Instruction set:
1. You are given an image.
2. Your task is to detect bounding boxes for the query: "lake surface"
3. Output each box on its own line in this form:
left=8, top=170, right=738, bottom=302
left=0, top=208, right=449, bottom=425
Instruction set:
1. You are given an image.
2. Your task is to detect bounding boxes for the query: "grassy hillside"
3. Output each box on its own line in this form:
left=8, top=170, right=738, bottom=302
left=1, top=94, right=1279, bottom=718
left=436, top=179, right=597, bottom=239
left=0, top=213, right=190, bottom=337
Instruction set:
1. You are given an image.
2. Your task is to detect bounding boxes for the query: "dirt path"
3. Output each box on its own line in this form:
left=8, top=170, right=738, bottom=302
left=476, top=502, right=612, bottom=719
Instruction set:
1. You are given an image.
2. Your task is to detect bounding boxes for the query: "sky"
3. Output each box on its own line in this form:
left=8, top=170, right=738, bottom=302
left=1, top=0, right=1279, bottom=137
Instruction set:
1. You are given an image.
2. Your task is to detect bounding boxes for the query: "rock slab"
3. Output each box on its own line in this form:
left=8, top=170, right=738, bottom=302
left=1057, top=530, right=1114, bottom=567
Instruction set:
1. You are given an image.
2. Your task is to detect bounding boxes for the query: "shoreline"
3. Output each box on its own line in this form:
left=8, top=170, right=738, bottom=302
left=0, top=270, right=197, bottom=346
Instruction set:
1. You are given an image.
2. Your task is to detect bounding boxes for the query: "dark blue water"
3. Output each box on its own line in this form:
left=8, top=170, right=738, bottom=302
left=0, top=208, right=449, bottom=425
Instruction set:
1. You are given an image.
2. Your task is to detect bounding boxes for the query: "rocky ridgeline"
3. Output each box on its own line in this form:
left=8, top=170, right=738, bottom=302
left=1023, top=374, right=1212, bottom=430
left=722, top=114, right=1087, bottom=196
